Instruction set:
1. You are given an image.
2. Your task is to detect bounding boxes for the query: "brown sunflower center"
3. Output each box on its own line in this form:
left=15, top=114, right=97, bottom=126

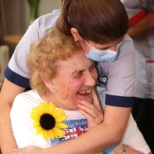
left=40, top=113, right=56, bottom=130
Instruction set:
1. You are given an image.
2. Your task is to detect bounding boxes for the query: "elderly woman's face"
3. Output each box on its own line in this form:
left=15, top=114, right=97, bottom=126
left=51, top=49, right=98, bottom=110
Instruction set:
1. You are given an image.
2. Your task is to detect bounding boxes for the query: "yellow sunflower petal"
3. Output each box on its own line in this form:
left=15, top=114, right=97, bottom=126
left=56, top=115, right=66, bottom=122
left=30, top=113, right=40, bottom=120
left=36, top=127, right=44, bottom=135
left=43, top=102, right=50, bottom=113
left=33, top=121, right=40, bottom=128
left=53, top=127, right=65, bottom=137
left=42, top=131, right=48, bottom=139
left=51, top=129, right=60, bottom=138
left=56, top=122, right=68, bottom=129
left=48, top=102, right=55, bottom=111
left=54, top=109, right=65, bottom=117
left=47, top=130, right=54, bottom=140
left=48, top=107, right=56, bottom=116
left=31, top=101, right=67, bottom=140
left=39, top=103, right=45, bottom=113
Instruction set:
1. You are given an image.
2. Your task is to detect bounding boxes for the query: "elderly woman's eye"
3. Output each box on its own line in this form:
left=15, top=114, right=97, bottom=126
left=89, top=63, right=96, bottom=71
left=74, top=71, right=83, bottom=78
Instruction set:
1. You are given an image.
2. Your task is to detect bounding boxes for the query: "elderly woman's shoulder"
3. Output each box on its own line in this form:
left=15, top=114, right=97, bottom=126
left=13, top=90, right=42, bottom=109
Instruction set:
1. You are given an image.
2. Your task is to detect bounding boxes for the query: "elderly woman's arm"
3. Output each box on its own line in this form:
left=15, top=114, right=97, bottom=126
left=0, top=79, right=25, bottom=154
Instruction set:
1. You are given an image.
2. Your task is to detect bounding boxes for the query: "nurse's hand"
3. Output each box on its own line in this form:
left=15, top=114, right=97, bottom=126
left=110, top=143, right=144, bottom=154
left=78, top=89, right=104, bottom=129
left=12, top=146, right=46, bottom=154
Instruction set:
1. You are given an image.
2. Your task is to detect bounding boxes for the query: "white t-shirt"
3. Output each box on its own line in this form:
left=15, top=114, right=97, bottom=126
left=10, top=90, right=151, bottom=153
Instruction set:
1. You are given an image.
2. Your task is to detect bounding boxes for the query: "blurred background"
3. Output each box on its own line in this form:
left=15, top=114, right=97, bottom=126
left=0, top=0, right=61, bottom=56
left=0, top=0, right=61, bottom=90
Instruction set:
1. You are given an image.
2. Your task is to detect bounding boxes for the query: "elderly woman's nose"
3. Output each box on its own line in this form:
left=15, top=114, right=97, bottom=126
left=84, top=72, right=96, bottom=86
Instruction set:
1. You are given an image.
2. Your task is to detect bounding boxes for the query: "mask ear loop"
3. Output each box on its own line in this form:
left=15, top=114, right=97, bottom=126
left=79, top=40, right=92, bottom=55
left=84, top=40, right=92, bottom=49
left=79, top=41, right=86, bottom=51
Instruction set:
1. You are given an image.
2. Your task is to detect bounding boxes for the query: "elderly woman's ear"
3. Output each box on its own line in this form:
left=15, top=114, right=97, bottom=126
left=41, top=76, right=57, bottom=93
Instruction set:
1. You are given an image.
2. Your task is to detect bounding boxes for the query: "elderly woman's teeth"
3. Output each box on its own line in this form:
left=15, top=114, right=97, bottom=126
left=78, top=89, right=91, bottom=94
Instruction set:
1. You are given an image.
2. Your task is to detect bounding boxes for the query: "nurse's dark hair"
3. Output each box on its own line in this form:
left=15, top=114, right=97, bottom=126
left=57, top=0, right=129, bottom=44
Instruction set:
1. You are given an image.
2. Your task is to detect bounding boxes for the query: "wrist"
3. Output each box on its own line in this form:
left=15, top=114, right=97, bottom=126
left=122, top=143, right=127, bottom=154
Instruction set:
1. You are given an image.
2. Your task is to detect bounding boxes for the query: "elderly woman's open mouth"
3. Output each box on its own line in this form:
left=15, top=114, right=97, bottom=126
left=77, top=88, right=92, bottom=97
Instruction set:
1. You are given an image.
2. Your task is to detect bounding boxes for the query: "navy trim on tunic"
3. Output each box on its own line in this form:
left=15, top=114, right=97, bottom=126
left=106, top=94, right=133, bottom=107
left=4, top=67, right=30, bottom=88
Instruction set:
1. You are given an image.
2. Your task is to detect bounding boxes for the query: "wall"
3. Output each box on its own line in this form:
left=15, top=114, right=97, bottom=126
left=25, top=0, right=61, bottom=32
left=0, top=0, right=61, bottom=56
left=0, top=0, right=61, bottom=36
left=38, top=0, right=61, bottom=16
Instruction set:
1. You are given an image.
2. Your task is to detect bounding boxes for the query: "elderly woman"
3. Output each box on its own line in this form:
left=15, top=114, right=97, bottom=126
left=11, top=28, right=150, bottom=154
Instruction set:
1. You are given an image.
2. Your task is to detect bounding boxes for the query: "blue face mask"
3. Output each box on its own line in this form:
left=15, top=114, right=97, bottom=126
left=85, top=40, right=118, bottom=62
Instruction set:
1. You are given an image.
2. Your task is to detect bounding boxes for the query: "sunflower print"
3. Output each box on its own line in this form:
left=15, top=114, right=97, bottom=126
left=31, top=101, right=68, bottom=140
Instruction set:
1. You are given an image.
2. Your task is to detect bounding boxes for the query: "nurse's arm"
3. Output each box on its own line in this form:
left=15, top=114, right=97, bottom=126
left=0, top=79, right=25, bottom=154
left=44, top=105, right=131, bottom=153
